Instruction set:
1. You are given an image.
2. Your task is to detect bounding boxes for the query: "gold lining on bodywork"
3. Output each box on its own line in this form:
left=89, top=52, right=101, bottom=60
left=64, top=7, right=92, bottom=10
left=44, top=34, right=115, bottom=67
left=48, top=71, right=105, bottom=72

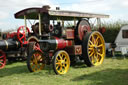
left=55, top=39, right=58, bottom=50
left=4, top=40, right=8, bottom=50
left=16, top=41, right=19, bottom=48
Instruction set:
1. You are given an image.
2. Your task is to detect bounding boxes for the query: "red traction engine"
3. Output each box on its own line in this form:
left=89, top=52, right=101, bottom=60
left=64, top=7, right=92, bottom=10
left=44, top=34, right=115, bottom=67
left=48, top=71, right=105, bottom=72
left=26, top=21, right=105, bottom=75
left=14, top=5, right=109, bottom=74
left=0, top=26, right=30, bottom=69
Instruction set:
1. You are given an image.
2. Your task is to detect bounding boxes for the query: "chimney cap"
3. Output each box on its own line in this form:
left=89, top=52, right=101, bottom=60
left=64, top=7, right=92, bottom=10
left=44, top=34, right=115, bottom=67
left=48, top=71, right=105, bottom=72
left=42, top=5, right=51, bottom=10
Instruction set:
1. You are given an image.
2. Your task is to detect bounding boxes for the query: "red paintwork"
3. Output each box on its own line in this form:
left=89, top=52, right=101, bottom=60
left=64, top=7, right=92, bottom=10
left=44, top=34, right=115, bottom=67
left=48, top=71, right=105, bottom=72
left=6, top=32, right=17, bottom=39
left=66, top=29, right=74, bottom=39
left=78, top=25, right=91, bottom=40
left=55, top=37, right=73, bottom=49
left=33, top=42, right=43, bottom=53
left=17, top=26, right=30, bottom=46
left=28, top=38, right=43, bottom=53
left=0, top=50, right=6, bottom=69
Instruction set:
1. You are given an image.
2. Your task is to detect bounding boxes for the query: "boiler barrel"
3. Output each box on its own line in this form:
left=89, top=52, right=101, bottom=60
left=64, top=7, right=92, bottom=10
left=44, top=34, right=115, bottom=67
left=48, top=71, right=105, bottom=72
left=39, top=37, right=73, bottom=52
left=0, top=39, right=20, bottom=51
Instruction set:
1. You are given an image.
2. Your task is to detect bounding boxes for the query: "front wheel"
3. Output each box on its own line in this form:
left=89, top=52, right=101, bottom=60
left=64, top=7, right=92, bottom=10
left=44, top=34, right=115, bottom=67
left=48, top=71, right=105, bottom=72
left=0, top=50, right=6, bottom=69
left=27, top=50, right=45, bottom=72
left=53, top=50, right=70, bottom=75
left=82, top=31, right=105, bottom=66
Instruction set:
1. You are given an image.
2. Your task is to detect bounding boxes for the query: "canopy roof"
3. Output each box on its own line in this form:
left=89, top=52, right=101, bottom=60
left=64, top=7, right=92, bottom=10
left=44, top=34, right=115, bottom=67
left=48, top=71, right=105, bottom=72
left=14, top=6, right=109, bottom=20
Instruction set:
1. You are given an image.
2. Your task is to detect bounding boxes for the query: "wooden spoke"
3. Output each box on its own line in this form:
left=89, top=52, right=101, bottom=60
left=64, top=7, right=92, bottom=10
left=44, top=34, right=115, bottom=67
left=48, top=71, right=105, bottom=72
left=89, top=40, right=94, bottom=45
left=97, top=44, right=103, bottom=48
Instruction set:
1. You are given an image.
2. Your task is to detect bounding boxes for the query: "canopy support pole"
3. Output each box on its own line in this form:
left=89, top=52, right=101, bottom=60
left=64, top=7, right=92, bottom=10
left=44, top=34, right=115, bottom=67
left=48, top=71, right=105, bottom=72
left=38, top=13, right=42, bottom=35
left=97, top=18, right=101, bottom=30
left=62, top=20, right=64, bottom=28
left=24, top=15, right=27, bottom=33
left=74, top=18, right=76, bottom=26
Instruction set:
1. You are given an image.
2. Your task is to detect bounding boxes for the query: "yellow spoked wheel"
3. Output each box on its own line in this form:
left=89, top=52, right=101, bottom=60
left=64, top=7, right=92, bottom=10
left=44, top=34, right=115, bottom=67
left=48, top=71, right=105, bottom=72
left=53, top=50, right=70, bottom=75
left=82, top=31, right=105, bottom=66
left=27, top=50, right=45, bottom=72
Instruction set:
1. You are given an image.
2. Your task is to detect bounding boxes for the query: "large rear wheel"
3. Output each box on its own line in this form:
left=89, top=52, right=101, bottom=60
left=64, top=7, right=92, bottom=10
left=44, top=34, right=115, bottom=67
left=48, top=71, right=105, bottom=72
left=53, top=50, right=70, bottom=75
left=27, top=50, right=45, bottom=72
left=82, top=31, right=105, bottom=66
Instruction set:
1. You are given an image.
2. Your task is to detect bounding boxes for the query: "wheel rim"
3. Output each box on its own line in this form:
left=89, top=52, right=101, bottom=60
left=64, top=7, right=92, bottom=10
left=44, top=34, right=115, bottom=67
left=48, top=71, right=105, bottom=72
left=88, top=32, right=105, bottom=66
left=55, top=51, right=70, bottom=74
left=17, top=26, right=30, bottom=45
left=30, top=51, right=45, bottom=72
left=0, top=50, right=6, bottom=69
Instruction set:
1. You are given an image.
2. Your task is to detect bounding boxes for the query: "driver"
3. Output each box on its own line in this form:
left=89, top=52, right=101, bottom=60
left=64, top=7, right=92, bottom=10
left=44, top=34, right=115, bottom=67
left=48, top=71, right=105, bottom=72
left=31, top=23, right=39, bottom=35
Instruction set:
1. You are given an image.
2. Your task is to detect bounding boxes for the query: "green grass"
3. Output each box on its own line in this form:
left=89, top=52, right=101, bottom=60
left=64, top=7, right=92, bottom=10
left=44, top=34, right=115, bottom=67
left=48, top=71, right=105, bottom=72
left=0, top=58, right=128, bottom=85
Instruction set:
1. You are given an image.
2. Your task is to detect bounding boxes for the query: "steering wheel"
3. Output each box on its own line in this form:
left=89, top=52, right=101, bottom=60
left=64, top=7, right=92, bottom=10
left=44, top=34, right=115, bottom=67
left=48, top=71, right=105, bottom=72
left=17, top=26, right=30, bottom=45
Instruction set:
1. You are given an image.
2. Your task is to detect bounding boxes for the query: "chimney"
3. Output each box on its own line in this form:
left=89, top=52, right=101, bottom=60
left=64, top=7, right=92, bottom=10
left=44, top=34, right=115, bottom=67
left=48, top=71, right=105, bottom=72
left=42, top=5, right=51, bottom=10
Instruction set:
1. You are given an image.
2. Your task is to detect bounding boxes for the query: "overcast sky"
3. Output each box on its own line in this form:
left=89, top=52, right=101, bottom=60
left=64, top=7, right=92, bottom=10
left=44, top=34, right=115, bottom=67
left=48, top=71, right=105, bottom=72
left=0, top=0, right=128, bottom=31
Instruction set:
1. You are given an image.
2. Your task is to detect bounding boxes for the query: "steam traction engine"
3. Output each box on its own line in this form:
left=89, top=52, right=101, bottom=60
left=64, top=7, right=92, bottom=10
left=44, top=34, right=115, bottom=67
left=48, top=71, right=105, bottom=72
left=14, top=5, right=109, bottom=74
left=0, top=26, right=30, bottom=69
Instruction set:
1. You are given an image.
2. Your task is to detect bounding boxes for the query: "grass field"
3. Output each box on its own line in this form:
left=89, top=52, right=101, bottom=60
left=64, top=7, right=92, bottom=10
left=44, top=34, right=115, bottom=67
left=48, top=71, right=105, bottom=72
left=0, top=57, right=128, bottom=85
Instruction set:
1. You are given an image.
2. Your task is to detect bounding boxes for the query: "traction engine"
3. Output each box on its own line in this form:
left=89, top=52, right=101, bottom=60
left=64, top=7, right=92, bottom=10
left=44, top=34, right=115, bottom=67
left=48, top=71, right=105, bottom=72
left=27, top=19, right=105, bottom=75
left=14, top=5, right=108, bottom=74
left=0, top=26, right=30, bottom=69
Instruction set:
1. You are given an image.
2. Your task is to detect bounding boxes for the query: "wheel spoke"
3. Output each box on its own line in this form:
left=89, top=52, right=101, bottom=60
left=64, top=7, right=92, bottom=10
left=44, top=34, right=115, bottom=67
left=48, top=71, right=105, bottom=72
left=0, top=55, right=4, bottom=58
left=61, top=54, right=64, bottom=59
left=30, top=63, right=34, bottom=68
left=89, top=51, right=94, bottom=57
left=88, top=47, right=93, bottom=50
left=33, top=55, right=38, bottom=65
left=90, top=56, right=94, bottom=63
left=89, top=44, right=94, bottom=48
left=0, top=59, right=3, bottom=62
left=97, top=44, right=103, bottom=48
left=59, top=66, right=62, bottom=72
left=96, top=54, right=100, bottom=62
left=0, top=62, right=4, bottom=66
left=56, top=65, right=60, bottom=70
left=97, top=52, right=103, bottom=58
left=94, top=54, right=98, bottom=62
left=58, top=54, right=62, bottom=60
left=91, top=35, right=95, bottom=43
left=89, top=40, right=94, bottom=45
left=56, top=62, right=61, bottom=65
left=95, top=36, right=99, bottom=45
left=64, top=57, right=67, bottom=61
left=62, top=64, right=66, bottom=69
left=19, top=32, right=24, bottom=35
left=20, top=35, right=24, bottom=40
left=56, top=57, right=59, bottom=61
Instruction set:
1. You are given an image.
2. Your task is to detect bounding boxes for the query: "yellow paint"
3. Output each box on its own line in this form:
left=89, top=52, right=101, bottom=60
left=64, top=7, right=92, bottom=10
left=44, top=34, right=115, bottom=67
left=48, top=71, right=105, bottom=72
left=55, top=51, right=70, bottom=74
left=30, top=51, right=45, bottom=72
left=88, top=31, right=105, bottom=66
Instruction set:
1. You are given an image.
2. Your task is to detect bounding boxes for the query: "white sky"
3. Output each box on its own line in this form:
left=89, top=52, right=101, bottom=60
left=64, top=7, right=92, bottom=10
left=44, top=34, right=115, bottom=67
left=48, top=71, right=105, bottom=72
left=0, top=0, right=128, bottom=31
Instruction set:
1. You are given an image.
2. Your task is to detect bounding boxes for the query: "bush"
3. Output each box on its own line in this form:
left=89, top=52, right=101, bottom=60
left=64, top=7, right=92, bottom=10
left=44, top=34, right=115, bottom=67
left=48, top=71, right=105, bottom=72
left=101, top=20, right=128, bottom=43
